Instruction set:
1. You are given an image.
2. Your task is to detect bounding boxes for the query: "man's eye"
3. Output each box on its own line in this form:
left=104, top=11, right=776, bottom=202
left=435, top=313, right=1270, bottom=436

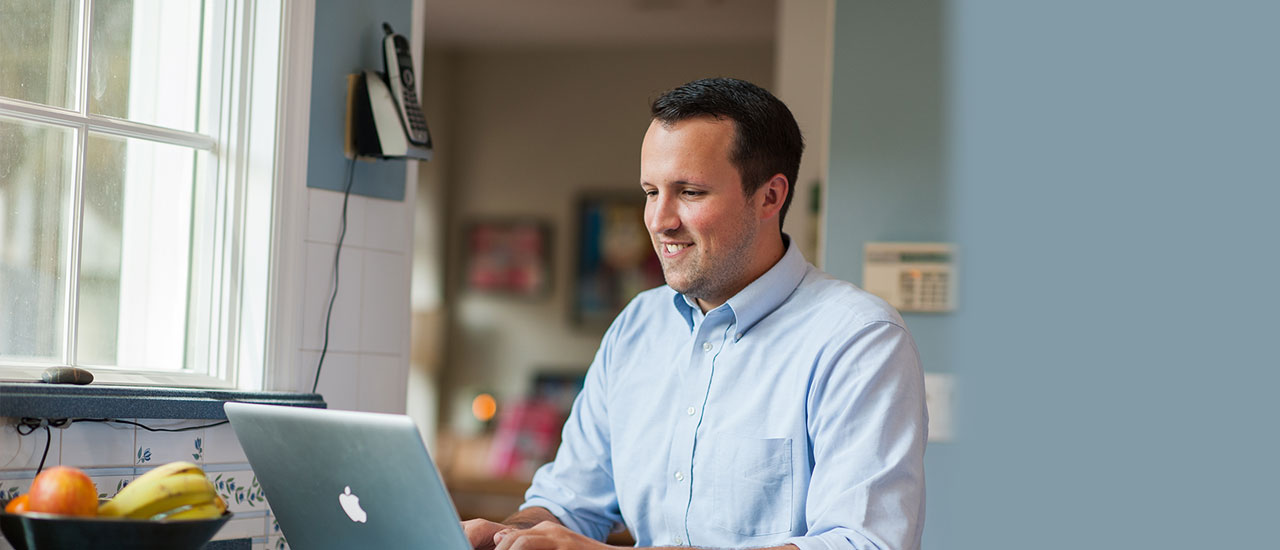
left=681, top=190, right=703, bottom=197
left=643, top=189, right=658, bottom=197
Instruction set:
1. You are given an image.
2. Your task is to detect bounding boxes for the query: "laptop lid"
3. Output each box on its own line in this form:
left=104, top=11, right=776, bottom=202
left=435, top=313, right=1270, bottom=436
left=224, top=402, right=470, bottom=550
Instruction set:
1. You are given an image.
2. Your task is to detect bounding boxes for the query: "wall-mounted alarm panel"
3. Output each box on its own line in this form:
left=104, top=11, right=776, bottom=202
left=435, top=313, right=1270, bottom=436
left=863, top=242, right=956, bottom=313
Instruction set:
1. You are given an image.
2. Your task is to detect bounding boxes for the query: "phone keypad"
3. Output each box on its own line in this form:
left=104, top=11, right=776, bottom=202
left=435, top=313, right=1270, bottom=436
left=401, top=86, right=429, bottom=143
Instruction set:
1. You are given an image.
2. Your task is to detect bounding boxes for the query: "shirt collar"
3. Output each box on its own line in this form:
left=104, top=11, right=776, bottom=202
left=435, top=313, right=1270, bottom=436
left=670, top=234, right=807, bottom=336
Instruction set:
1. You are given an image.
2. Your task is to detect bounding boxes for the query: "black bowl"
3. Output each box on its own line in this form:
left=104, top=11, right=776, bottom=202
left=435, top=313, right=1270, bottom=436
left=0, top=510, right=231, bottom=550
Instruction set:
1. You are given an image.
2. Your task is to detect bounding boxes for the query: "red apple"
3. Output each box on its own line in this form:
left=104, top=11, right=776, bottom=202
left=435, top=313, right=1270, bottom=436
left=26, top=466, right=99, bottom=517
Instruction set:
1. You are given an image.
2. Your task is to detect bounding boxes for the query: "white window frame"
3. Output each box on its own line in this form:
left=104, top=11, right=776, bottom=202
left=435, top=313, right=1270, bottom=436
left=0, top=0, right=316, bottom=390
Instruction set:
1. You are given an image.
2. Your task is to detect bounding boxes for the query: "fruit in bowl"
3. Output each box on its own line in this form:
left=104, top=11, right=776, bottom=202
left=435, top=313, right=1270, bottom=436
left=1, top=462, right=232, bottom=550
left=26, top=466, right=99, bottom=517
left=98, top=461, right=227, bottom=520
left=3, top=495, right=29, bottom=514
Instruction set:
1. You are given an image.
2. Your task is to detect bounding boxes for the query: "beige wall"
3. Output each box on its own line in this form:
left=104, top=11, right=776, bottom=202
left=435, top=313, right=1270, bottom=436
left=775, top=0, right=834, bottom=265
left=429, top=44, right=774, bottom=427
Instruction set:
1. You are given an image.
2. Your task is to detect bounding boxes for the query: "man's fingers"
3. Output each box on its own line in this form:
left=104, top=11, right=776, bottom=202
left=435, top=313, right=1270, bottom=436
left=461, top=519, right=502, bottom=550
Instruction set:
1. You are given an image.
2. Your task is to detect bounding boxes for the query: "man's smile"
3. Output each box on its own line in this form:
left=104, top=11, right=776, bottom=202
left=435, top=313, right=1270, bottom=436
left=661, top=242, right=692, bottom=256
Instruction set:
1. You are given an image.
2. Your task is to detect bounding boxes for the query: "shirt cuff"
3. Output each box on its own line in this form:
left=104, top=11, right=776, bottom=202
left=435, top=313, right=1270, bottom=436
left=783, top=530, right=861, bottom=550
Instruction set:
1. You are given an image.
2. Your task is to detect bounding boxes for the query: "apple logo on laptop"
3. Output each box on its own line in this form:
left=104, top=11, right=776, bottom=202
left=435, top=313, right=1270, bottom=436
left=338, top=486, right=367, bottom=523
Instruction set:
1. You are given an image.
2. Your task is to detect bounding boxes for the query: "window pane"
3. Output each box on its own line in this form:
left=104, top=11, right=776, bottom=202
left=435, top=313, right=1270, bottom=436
left=0, top=116, right=74, bottom=362
left=79, top=133, right=195, bottom=370
left=90, top=0, right=204, bottom=132
left=0, top=0, right=80, bottom=109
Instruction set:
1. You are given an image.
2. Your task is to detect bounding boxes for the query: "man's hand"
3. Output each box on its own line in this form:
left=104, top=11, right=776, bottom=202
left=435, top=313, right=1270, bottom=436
left=462, top=518, right=510, bottom=550
left=494, top=521, right=611, bottom=550
left=462, top=507, right=566, bottom=550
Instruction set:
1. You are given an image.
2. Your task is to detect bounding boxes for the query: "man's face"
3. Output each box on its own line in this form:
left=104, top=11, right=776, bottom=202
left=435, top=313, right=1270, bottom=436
left=640, top=117, right=761, bottom=309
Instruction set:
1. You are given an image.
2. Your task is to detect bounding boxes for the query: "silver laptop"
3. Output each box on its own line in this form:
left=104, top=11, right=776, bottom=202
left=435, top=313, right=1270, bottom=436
left=224, top=402, right=471, bottom=549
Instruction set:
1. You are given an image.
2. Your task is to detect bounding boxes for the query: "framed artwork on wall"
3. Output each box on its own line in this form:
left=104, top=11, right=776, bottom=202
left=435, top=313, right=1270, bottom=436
left=572, top=194, right=664, bottom=326
left=464, top=219, right=551, bottom=297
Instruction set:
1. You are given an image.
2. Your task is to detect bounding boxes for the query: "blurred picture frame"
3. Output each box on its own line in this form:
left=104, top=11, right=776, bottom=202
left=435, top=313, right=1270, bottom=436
left=463, top=219, right=551, bottom=297
left=572, top=193, right=664, bottom=326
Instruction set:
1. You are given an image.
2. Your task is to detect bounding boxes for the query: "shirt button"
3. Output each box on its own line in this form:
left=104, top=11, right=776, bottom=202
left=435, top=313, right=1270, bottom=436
left=735, top=333, right=743, bottom=341
left=674, top=471, right=684, bottom=481
left=702, top=342, right=713, bottom=352
left=675, top=536, right=683, bottom=545
left=686, top=406, right=696, bottom=416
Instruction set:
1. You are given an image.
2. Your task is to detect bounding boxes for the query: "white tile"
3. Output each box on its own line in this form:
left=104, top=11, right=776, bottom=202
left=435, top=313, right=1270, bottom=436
left=301, top=242, right=364, bottom=352
left=57, top=420, right=133, bottom=468
left=0, top=423, right=61, bottom=471
left=133, top=419, right=206, bottom=466
left=358, top=354, right=409, bottom=414
left=202, top=422, right=248, bottom=465
left=362, top=196, right=409, bottom=253
left=307, top=187, right=365, bottom=247
left=210, top=469, right=268, bottom=513
left=0, top=477, right=34, bottom=507
left=89, top=474, right=135, bottom=500
left=296, top=350, right=360, bottom=411
left=359, top=250, right=408, bottom=355
left=268, top=513, right=283, bottom=538
left=213, top=513, right=268, bottom=540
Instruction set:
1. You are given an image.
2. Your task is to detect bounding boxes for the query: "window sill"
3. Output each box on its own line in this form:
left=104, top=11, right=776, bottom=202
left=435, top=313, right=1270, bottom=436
left=0, top=383, right=325, bottom=420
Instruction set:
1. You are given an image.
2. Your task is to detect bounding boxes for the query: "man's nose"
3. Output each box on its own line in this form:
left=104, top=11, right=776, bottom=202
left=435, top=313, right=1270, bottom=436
left=646, top=195, right=680, bottom=234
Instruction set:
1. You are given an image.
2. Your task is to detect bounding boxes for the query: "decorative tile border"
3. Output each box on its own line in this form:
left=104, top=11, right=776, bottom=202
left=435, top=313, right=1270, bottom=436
left=213, top=470, right=268, bottom=513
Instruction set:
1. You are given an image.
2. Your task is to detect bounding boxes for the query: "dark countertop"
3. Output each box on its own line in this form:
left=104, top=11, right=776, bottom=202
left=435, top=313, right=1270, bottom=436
left=0, top=383, right=325, bottom=420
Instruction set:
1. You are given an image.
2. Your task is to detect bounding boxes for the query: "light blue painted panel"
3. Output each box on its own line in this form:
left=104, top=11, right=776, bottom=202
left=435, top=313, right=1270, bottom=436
left=307, top=0, right=413, bottom=200
left=942, top=1, right=1280, bottom=548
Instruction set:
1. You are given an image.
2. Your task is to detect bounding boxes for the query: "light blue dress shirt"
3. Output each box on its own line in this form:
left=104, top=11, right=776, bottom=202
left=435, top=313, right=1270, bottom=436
left=523, top=239, right=927, bottom=550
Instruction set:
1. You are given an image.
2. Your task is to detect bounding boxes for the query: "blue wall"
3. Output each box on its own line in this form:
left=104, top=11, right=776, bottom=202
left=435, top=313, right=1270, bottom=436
left=829, top=1, right=1280, bottom=548
left=308, top=0, right=413, bottom=200
left=826, top=2, right=955, bottom=547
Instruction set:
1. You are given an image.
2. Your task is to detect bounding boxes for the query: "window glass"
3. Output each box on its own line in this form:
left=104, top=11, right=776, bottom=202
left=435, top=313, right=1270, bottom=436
left=0, top=116, right=75, bottom=362
left=0, top=0, right=80, bottom=109
left=90, top=0, right=204, bottom=132
left=78, top=133, right=196, bottom=370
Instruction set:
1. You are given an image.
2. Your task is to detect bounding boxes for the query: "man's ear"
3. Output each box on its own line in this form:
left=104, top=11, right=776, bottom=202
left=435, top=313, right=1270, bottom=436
left=757, top=174, right=789, bottom=222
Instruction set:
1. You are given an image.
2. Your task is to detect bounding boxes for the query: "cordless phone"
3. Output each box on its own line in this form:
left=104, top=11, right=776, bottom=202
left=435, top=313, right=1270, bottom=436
left=381, top=23, right=431, bottom=147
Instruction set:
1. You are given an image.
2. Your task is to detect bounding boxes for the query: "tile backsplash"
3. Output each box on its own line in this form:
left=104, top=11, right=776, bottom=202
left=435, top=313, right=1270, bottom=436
left=0, top=419, right=287, bottom=550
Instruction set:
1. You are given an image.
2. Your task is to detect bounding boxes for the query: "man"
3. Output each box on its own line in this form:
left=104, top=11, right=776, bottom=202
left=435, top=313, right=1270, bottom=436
left=463, top=78, right=927, bottom=550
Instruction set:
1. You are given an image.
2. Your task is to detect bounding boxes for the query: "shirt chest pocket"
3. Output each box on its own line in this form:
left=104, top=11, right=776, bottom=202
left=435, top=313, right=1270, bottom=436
left=711, top=435, right=793, bottom=536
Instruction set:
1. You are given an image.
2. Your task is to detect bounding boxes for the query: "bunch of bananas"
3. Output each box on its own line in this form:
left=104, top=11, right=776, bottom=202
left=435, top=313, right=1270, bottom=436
left=99, top=461, right=227, bottom=521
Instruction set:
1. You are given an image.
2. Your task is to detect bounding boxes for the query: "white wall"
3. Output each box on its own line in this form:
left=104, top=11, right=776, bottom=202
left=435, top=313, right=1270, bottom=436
left=292, top=185, right=414, bottom=414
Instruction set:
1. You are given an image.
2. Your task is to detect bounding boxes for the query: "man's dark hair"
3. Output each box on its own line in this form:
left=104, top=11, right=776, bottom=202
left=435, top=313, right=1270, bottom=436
left=650, top=77, right=804, bottom=229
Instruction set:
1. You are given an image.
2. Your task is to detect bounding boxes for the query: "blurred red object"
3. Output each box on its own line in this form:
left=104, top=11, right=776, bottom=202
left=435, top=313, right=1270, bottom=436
left=487, top=399, right=565, bottom=480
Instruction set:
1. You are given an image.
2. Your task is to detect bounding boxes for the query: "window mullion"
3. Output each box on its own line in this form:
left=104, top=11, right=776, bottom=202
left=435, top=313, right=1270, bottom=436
left=63, top=0, right=95, bottom=367
left=85, top=115, right=217, bottom=151
left=77, top=0, right=92, bottom=116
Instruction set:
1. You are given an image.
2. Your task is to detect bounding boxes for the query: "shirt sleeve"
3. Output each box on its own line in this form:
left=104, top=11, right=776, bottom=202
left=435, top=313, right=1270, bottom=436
left=520, top=318, right=624, bottom=541
left=783, top=320, right=929, bottom=550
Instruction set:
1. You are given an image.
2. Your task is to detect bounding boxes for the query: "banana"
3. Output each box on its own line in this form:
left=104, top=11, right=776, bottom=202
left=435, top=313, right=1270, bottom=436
left=151, top=496, right=226, bottom=521
left=99, top=460, right=205, bottom=516
left=115, top=472, right=217, bottom=519
left=100, top=463, right=220, bottom=519
left=130, top=461, right=205, bottom=486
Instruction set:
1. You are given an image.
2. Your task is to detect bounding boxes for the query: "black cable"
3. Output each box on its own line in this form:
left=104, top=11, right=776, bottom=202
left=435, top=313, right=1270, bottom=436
left=14, top=418, right=230, bottom=475
left=313, top=157, right=357, bottom=394
left=70, top=418, right=228, bottom=432
left=37, top=425, right=50, bottom=475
